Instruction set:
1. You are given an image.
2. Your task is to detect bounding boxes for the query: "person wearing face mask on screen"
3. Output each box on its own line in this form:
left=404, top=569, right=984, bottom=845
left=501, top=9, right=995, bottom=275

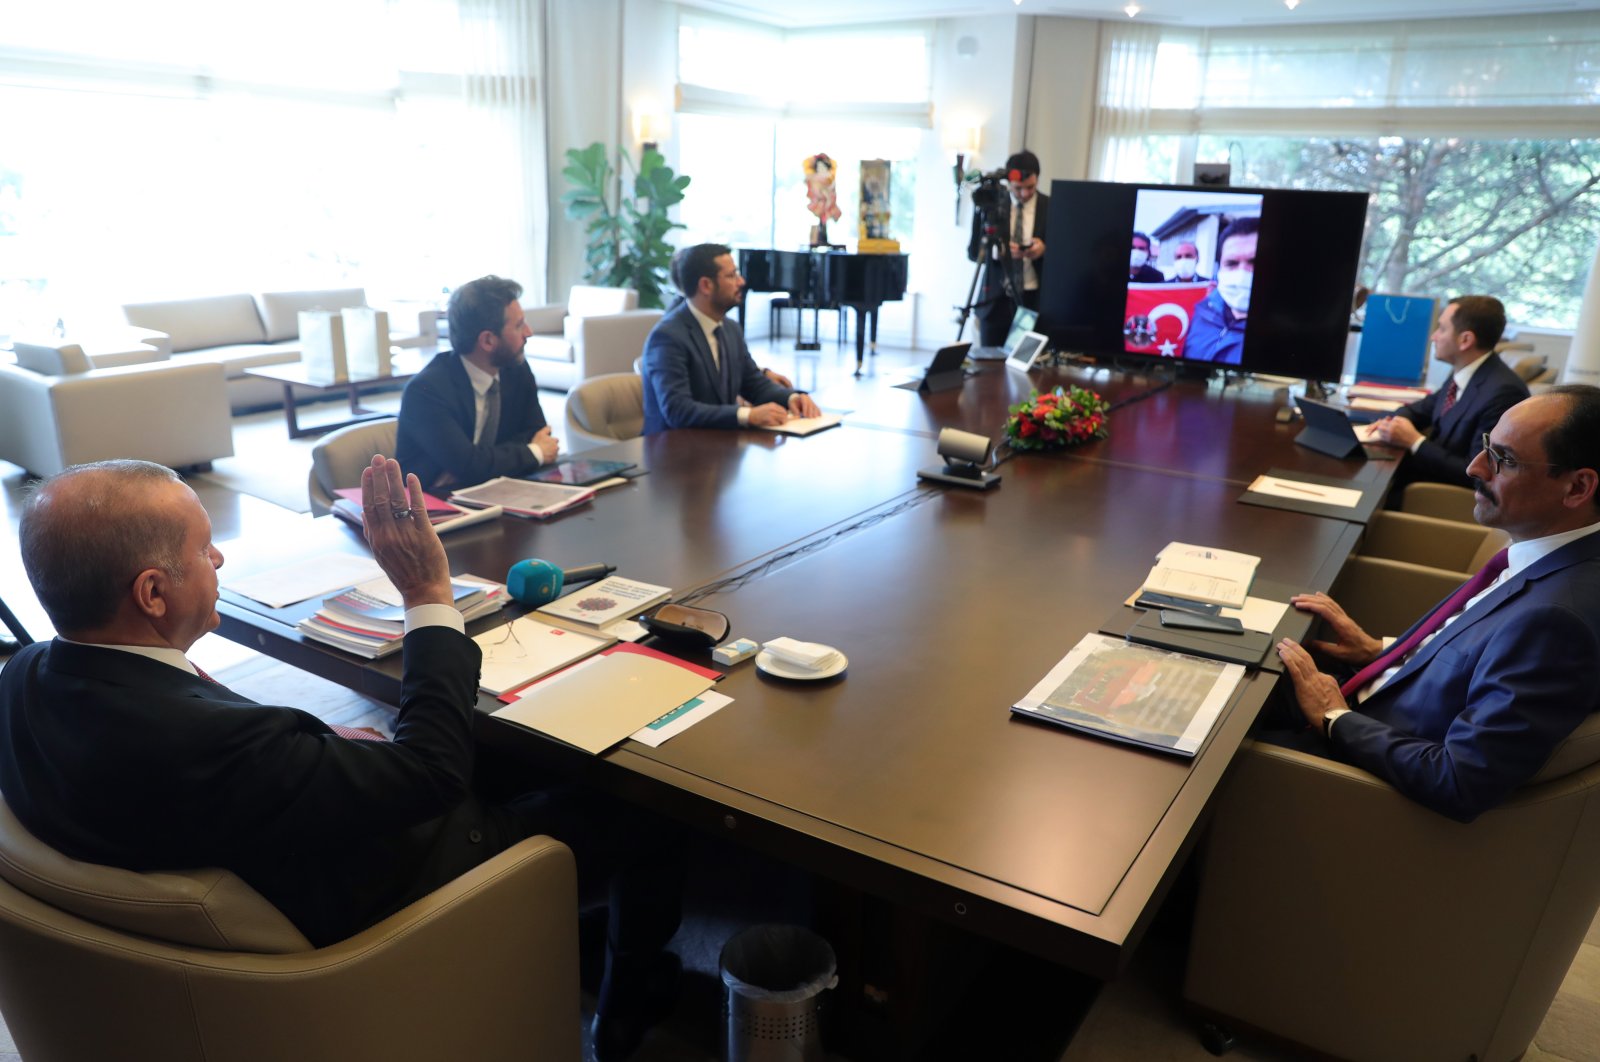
left=1128, top=231, right=1165, bottom=283
left=1184, top=217, right=1257, bottom=365
left=1165, top=241, right=1210, bottom=284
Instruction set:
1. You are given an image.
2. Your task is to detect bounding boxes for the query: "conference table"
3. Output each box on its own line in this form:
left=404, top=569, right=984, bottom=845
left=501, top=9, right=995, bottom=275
left=216, top=362, right=1397, bottom=987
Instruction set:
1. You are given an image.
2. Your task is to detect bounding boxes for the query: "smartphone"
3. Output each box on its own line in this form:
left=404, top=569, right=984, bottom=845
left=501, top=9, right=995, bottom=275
left=1158, top=609, right=1245, bottom=634
left=1135, top=592, right=1221, bottom=616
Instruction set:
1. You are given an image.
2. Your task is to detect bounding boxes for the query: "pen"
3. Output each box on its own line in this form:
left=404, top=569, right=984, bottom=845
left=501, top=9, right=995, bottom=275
left=1276, top=482, right=1329, bottom=497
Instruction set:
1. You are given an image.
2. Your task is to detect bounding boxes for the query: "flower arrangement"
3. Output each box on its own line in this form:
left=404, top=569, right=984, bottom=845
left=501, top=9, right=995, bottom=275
left=1003, top=385, right=1110, bottom=451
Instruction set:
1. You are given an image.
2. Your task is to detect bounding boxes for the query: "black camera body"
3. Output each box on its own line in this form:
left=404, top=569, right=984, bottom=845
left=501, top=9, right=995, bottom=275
left=970, top=168, right=1012, bottom=230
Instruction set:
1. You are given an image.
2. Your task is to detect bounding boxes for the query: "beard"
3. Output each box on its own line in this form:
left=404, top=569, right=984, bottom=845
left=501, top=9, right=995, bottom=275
left=489, top=339, right=523, bottom=370
left=1472, top=476, right=1499, bottom=519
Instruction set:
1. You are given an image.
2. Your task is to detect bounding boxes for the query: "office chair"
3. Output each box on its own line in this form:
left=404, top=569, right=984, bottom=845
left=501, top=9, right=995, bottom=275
left=1184, top=713, right=1600, bottom=1062
left=0, top=796, right=581, bottom=1062
left=565, top=372, right=645, bottom=450
left=305, top=418, right=400, bottom=515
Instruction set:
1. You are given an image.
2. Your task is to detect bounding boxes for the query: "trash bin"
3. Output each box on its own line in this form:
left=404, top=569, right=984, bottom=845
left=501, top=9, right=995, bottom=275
left=720, top=923, right=838, bottom=1062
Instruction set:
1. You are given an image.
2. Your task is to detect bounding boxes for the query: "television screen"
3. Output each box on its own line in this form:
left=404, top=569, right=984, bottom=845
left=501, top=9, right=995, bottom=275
left=1037, top=180, right=1369, bottom=383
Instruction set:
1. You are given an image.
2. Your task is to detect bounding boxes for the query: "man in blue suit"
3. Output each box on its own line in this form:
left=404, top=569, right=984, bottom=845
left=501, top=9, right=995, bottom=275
left=396, top=275, right=559, bottom=492
left=1368, top=294, right=1529, bottom=490
left=1275, top=386, right=1600, bottom=821
left=641, top=243, right=820, bottom=434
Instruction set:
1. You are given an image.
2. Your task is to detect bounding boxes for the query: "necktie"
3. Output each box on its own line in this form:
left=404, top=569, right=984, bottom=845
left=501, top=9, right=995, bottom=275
left=713, top=325, right=734, bottom=402
left=1439, top=378, right=1459, bottom=417
left=1339, top=547, right=1509, bottom=699
left=479, top=378, right=501, bottom=446
left=192, top=662, right=216, bottom=683
left=1012, top=200, right=1025, bottom=247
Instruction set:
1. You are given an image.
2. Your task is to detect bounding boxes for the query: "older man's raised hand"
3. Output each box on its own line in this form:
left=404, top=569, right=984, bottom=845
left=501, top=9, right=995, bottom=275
left=360, top=454, right=454, bottom=609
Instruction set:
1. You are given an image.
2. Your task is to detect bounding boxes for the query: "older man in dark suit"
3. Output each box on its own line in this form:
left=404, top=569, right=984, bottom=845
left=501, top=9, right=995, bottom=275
left=641, top=243, right=821, bottom=434
left=1276, top=386, right=1600, bottom=822
left=0, top=456, right=680, bottom=1059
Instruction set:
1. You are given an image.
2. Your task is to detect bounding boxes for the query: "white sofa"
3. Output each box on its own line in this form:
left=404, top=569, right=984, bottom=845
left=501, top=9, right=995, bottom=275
left=0, top=340, right=234, bottom=477
left=521, top=285, right=663, bottom=391
left=122, top=289, right=438, bottom=412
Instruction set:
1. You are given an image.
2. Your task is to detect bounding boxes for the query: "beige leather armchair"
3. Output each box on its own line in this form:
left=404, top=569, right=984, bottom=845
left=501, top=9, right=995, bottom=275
left=307, top=418, right=400, bottom=515
left=523, top=286, right=663, bottom=391
left=565, top=372, right=645, bottom=450
left=1183, top=713, right=1600, bottom=1062
left=1360, top=510, right=1508, bottom=575
left=0, top=796, right=581, bottom=1062
left=1398, top=481, right=1479, bottom=523
left=0, top=342, right=234, bottom=476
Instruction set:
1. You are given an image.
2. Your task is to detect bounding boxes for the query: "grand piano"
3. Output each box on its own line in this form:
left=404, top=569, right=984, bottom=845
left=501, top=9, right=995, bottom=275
left=737, top=248, right=909, bottom=374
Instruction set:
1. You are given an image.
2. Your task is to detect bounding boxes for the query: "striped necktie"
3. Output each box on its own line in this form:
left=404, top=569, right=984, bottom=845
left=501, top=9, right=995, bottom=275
left=1439, top=378, right=1459, bottom=417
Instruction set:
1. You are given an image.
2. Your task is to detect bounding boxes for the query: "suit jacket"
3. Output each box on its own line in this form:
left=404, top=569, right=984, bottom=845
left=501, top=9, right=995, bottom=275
left=966, top=191, right=1050, bottom=318
left=641, top=301, right=794, bottom=434
left=396, top=352, right=548, bottom=492
left=0, top=629, right=487, bottom=946
left=1332, top=530, right=1600, bottom=822
left=1397, top=353, right=1529, bottom=488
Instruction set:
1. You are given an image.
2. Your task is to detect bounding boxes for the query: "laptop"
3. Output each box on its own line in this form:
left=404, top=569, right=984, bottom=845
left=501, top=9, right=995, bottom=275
left=969, top=306, right=1039, bottom=361
left=1293, top=396, right=1397, bottom=461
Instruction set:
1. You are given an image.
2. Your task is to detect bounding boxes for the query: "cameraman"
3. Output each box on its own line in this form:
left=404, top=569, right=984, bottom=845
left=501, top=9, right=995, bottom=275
left=966, top=150, right=1050, bottom=347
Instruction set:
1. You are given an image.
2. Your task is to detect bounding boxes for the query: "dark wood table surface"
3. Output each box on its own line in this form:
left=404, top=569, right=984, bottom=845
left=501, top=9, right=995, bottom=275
left=216, top=375, right=1385, bottom=979
left=818, top=361, right=1397, bottom=490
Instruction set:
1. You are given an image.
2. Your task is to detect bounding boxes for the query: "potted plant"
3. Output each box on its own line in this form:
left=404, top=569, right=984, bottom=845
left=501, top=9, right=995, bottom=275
left=561, top=142, right=690, bottom=309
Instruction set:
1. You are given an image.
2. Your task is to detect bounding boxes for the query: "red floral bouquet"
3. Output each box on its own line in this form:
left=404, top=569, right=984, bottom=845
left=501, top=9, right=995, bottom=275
left=1003, top=385, right=1110, bottom=451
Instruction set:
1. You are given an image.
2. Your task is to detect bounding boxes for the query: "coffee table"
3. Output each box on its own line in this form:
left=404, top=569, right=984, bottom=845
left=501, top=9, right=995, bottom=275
left=243, top=348, right=434, bottom=438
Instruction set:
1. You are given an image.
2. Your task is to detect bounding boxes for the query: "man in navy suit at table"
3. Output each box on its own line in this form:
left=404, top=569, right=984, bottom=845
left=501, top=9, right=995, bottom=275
left=396, top=275, right=559, bottom=492
left=1368, top=294, right=1529, bottom=491
left=641, top=243, right=821, bottom=434
left=1275, top=386, right=1600, bottom=822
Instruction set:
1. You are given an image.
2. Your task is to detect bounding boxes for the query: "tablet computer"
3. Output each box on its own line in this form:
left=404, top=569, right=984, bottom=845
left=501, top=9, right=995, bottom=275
left=524, top=458, right=637, bottom=486
left=1006, top=331, right=1049, bottom=372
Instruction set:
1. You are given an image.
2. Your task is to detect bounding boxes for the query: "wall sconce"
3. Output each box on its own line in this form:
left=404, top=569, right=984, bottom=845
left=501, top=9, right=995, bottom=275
left=943, top=122, right=982, bottom=224
left=632, top=106, right=669, bottom=154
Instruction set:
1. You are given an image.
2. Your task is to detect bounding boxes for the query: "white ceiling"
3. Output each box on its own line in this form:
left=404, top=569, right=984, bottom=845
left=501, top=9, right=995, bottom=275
left=677, top=0, right=1600, bottom=29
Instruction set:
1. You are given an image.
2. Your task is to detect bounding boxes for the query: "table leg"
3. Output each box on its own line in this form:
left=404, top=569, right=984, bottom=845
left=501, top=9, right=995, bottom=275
left=281, top=383, right=306, bottom=439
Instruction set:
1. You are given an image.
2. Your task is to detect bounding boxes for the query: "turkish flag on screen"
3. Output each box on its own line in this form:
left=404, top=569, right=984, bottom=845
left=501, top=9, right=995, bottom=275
left=1123, top=282, right=1211, bottom=358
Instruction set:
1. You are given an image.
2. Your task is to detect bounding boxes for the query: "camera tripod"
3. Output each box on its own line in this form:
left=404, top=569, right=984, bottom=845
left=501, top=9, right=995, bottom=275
left=955, top=214, right=1021, bottom=344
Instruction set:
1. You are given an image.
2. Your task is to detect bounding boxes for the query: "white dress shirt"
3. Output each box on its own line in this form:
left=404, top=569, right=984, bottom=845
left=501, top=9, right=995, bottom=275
left=461, top=358, right=545, bottom=465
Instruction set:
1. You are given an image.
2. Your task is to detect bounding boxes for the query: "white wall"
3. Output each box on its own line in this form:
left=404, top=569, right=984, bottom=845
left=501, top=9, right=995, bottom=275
left=1026, top=18, right=1102, bottom=184
left=907, top=15, right=1032, bottom=349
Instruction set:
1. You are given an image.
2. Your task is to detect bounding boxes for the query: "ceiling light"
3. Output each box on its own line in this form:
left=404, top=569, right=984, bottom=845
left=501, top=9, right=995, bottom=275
left=1124, top=2, right=1141, bottom=15
left=1285, top=0, right=1301, bottom=8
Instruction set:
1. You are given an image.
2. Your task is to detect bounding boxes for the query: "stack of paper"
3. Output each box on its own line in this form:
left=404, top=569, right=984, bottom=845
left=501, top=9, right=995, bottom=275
left=298, top=575, right=506, bottom=658
left=449, top=477, right=595, bottom=520
left=473, top=615, right=614, bottom=696
left=329, top=488, right=503, bottom=534
left=759, top=413, right=842, bottom=436
left=491, top=652, right=715, bottom=755
left=1138, top=542, right=1260, bottom=609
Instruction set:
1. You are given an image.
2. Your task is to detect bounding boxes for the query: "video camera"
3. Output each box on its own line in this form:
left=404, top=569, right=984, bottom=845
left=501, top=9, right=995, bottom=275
left=969, top=168, right=1012, bottom=220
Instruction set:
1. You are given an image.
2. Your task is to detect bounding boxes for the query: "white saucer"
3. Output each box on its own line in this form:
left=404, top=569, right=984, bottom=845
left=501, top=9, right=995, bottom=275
left=755, top=648, right=848, bottom=681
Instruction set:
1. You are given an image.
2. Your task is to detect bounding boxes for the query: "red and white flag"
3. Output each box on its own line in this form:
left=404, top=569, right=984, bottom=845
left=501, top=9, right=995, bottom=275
left=1123, top=282, right=1211, bottom=358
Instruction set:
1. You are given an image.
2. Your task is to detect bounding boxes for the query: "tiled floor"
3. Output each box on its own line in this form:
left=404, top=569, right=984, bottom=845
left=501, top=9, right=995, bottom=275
left=3, top=335, right=1600, bottom=1060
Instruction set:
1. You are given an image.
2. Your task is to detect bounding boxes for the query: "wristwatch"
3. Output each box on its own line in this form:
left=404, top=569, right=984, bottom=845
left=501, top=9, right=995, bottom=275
left=1323, top=707, right=1350, bottom=739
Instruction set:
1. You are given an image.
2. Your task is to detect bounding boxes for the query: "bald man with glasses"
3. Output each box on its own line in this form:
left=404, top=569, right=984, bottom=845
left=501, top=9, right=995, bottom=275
left=1268, top=386, right=1600, bottom=822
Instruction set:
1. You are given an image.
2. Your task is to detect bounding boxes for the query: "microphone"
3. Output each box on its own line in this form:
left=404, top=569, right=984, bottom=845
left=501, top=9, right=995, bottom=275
left=505, top=560, right=616, bottom=607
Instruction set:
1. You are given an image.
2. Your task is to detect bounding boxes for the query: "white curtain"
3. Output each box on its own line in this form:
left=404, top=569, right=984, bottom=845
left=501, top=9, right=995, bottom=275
left=1089, top=22, right=1161, bottom=182
left=457, top=0, right=548, bottom=301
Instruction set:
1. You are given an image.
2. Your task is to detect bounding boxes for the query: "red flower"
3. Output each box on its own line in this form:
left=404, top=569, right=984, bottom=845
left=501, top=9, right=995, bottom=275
left=1019, top=418, right=1038, bottom=437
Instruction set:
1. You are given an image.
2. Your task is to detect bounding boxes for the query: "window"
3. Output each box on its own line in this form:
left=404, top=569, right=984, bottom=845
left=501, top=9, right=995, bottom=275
left=1097, top=13, right=1600, bottom=328
left=0, top=0, right=510, bottom=337
left=674, top=12, right=930, bottom=271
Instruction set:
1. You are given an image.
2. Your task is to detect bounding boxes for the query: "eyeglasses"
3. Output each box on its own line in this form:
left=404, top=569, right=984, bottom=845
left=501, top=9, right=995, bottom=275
left=1479, top=433, right=1567, bottom=475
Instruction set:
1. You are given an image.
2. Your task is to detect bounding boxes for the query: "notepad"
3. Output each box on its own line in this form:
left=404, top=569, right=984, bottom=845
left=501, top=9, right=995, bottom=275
left=491, top=653, right=714, bottom=754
